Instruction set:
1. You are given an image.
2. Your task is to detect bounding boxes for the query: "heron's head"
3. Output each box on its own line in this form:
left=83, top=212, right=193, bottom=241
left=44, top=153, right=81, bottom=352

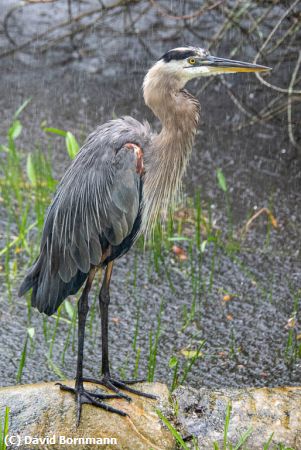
left=144, top=46, right=271, bottom=92
left=143, top=46, right=271, bottom=120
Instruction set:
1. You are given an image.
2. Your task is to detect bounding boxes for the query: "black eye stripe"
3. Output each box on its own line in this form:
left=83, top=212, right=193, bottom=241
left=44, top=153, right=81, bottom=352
left=161, top=49, right=196, bottom=63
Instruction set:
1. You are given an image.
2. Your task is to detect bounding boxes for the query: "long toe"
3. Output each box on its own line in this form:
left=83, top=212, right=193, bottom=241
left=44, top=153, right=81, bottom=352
left=120, top=378, right=146, bottom=385
left=82, top=376, right=157, bottom=400
left=112, top=379, right=157, bottom=399
left=56, top=383, right=76, bottom=394
left=89, top=391, right=122, bottom=400
left=101, top=378, right=132, bottom=402
left=56, top=382, right=122, bottom=400
left=84, top=392, right=127, bottom=416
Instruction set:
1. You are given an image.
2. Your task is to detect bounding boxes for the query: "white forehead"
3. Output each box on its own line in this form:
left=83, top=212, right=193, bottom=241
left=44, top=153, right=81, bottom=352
left=172, top=47, right=193, bottom=52
left=170, top=47, right=209, bottom=57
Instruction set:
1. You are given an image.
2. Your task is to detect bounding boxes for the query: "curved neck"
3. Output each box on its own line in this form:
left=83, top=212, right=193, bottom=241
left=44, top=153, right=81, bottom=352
left=142, top=66, right=200, bottom=234
left=143, top=63, right=199, bottom=128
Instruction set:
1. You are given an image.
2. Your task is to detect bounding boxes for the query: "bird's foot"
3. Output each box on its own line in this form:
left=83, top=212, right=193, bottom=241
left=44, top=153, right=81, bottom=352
left=56, top=382, right=127, bottom=426
left=82, top=375, right=157, bottom=400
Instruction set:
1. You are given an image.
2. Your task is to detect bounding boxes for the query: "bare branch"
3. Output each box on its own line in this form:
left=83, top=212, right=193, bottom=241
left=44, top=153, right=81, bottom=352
left=149, top=0, right=224, bottom=21
left=254, top=0, right=301, bottom=95
left=287, top=50, right=301, bottom=152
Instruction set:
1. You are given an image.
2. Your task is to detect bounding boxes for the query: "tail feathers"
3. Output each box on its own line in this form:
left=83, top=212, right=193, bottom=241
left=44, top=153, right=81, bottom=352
left=19, top=255, right=88, bottom=316
left=18, top=257, right=42, bottom=297
left=33, top=269, right=87, bottom=316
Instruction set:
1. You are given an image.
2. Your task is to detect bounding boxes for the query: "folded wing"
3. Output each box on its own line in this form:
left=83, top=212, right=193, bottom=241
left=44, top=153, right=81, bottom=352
left=19, top=117, right=149, bottom=315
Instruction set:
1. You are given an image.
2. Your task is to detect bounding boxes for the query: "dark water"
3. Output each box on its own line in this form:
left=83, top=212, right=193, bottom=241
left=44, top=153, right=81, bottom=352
left=0, top=0, right=300, bottom=390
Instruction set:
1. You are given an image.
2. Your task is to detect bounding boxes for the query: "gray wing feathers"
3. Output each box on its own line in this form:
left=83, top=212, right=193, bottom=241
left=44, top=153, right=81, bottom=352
left=19, top=116, right=150, bottom=315
left=48, top=118, right=148, bottom=268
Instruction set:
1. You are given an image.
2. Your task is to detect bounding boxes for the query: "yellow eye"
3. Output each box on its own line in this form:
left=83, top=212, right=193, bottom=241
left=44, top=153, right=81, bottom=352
left=188, top=58, right=196, bottom=65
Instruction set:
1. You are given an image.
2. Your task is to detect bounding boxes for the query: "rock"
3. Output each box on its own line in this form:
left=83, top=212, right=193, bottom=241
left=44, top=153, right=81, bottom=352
left=172, top=386, right=301, bottom=449
left=0, top=381, right=175, bottom=450
left=2, top=381, right=301, bottom=449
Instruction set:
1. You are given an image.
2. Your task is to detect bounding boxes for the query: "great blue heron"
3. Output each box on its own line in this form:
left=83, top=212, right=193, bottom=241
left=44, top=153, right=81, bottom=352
left=19, top=46, right=270, bottom=423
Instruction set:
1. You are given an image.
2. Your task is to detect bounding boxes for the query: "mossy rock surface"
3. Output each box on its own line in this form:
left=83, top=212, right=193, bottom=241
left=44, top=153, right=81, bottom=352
left=173, top=385, right=301, bottom=449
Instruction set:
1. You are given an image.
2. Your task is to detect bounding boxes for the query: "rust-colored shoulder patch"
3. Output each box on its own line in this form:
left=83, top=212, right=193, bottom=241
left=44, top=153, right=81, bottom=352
left=124, top=143, right=145, bottom=176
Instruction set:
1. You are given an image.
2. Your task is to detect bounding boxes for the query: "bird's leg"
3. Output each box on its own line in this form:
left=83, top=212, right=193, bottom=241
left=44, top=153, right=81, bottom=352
left=56, top=267, right=126, bottom=425
left=82, top=262, right=157, bottom=401
left=100, top=261, right=113, bottom=378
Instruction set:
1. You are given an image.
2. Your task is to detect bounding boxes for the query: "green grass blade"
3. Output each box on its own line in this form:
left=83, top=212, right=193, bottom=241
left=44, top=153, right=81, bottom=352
left=26, top=153, right=37, bottom=186
left=263, top=433, right=274, bottom=450
left=16, top=336, right=28, bottom=383
left=179, top=341, right=205, bottom=385
left=13, top=98, right=31, bottom=119
left=224, top=402, right=232, bottom=449
left=156, top=409, right=189, bottom=450
left=8, top=120, right=22, bottom=141
left=65, top=131, right=79, bottom=159
left=64, top=300, right=75, bottom=321
left=43, top=127, right=67, bottom=137
left=0, top=406, right=10, bottom=450
left=147, top=301, right=164, bottom=381
left=233, top=427, right=253, bottom=450
left=47, top=357, right=65, bottom=379
left=216, top=168, right=227, bottom=192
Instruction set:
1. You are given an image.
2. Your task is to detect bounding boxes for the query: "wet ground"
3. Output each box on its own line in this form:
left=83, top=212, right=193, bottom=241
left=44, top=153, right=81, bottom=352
left=0, top=0, right=300, bottom=389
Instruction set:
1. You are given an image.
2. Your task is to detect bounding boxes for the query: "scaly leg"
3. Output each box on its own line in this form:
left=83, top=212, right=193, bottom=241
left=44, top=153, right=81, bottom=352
left=83, top=261, right=157, bottom=402
left=57, top=267, right=125, bottom=426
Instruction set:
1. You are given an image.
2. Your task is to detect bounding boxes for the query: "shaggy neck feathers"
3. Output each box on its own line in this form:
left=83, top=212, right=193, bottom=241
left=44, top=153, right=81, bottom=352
left=142, top=62, right=200, bottom=235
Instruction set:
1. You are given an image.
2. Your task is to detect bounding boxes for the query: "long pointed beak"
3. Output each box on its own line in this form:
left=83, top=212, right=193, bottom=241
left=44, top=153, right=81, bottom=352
left=205, top=55, right=271, bottom=73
